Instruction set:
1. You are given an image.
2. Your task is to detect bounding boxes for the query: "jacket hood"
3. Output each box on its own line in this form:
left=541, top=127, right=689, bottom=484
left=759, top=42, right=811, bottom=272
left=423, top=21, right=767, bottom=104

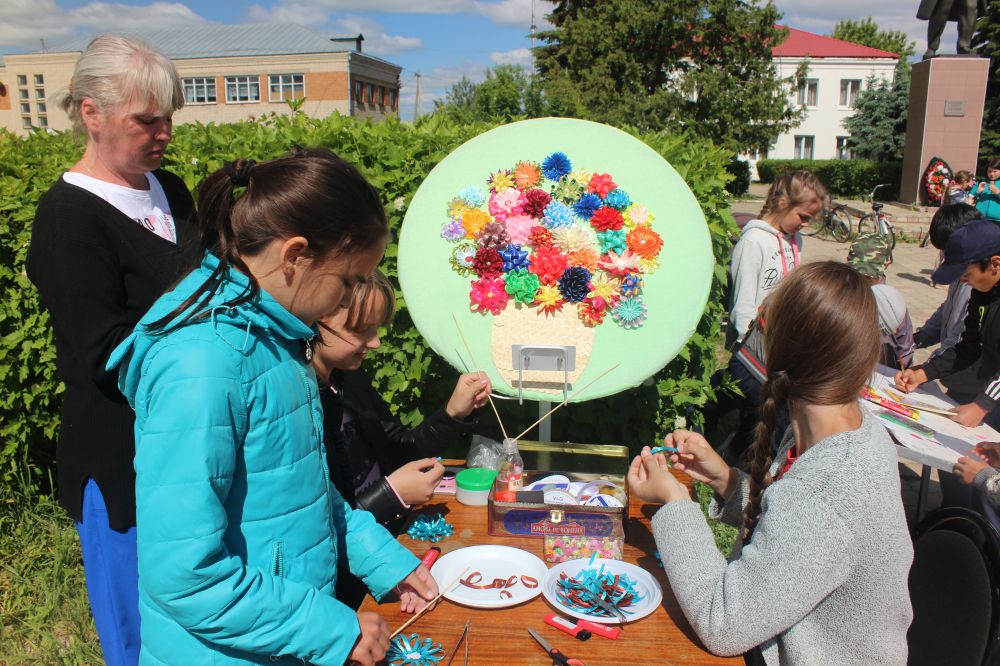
left=107, top=251, right=316, bottom=406
left=741, top=218, right=785, bottom=238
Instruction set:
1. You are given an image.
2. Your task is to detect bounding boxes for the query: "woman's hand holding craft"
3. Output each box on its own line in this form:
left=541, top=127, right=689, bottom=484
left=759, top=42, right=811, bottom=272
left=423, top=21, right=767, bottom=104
left=388, top=459, right=445, bottom=505
left=664, top=431, right=736, bottom=499
left=950, top=402, right=987, bottom=428
left=396, top=565, right=439, bottom=614
left=445, top=373, right=492, bottom=419
left=973, top=442, right=1000, bottom=467
left=954, top=455, right=991, bottom=484
left=348, top=611, right=390, bottom=665
left=627, top=447, right=690, bottom=505
left=893, top=367, right=927, bottom=393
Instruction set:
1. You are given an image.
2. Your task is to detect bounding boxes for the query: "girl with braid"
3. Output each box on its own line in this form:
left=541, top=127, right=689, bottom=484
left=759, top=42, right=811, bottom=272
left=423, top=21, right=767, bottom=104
left=629, top=262, right=913, bottom=665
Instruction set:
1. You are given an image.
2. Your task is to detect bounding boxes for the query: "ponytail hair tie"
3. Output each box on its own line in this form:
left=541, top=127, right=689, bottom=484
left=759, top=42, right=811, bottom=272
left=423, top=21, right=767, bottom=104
left=225, top=159, right=256, bottom=188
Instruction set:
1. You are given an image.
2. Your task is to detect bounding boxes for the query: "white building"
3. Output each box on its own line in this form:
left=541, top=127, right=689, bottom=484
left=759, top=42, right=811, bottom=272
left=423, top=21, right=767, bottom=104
left=768, top=28, right=899, bottom=161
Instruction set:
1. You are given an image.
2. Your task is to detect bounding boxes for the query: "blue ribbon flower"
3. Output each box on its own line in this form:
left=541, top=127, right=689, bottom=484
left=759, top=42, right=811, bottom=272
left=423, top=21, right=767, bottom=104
left=558, top=266, right=591, bottom=303
left=500, top=243, right=530, bottom=272
left=542, top=200, right=575, bottom=229
left=387, top=633, right=444, bottom=666
left=574, top=193, right=602, bottom=220
left=604, top=188, right=631, bottom=210
left=458, top=185, right=485, bottom=208
left=620, top=273, right=643, bottom=297
left=406, top=514, right=454, bottom=542
left=597, top=230, right=627, bottom=255
left=542, top=151, right=572, bottom=181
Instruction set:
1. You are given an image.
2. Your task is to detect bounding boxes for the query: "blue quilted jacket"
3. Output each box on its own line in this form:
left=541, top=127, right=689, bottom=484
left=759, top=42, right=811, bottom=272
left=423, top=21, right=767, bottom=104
left=107, top=252, right=419, bottom=666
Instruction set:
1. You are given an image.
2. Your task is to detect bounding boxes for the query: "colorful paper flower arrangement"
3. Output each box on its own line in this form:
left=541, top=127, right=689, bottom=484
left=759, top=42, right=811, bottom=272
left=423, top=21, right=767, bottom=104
left=441, top=152, right=663, bottom=329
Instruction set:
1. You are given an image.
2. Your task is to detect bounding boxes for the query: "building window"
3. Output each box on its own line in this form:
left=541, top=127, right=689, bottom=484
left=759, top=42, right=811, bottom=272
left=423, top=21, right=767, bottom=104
left=34, top=74, right=44, bottom=85
left=354, top=80, right=363, bottom=102
left=19, top=88, right=28, bottom=100
left=21, top=115, right=32, bottom=129
left=793, top=135, right=815, bottom=160
left=225, top=75, right=260, bottom=103
left=183, top=77, right=217, bottom=104
left=390, top=89, right=397, bottom=109
left=840, top=79, right=862, bottom=108
left=268, top=74, right=305, bottom=102
left=836, top=137, right=852, bottom=160
left=20, top=102, right=30, bottom=114
left=17, top=74, right=27, bottom=86
left=366, top=83, right=374, bottom=104
left=37, top=101, right=46, bottom=114
left=797, top=79, right=818, bottom=108
left=38, top=115, right=48, bottom=128
left=35, top=87, right=45, bottom=100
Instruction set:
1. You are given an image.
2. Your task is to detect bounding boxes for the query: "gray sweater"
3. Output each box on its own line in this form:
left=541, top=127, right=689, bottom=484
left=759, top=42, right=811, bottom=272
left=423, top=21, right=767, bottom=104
left=652, top=413, right=913, bottom=665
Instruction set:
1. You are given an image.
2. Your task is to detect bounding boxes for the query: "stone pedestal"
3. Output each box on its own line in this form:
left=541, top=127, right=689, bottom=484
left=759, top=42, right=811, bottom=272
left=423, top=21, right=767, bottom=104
left=899, top=57, right=989, bottom=205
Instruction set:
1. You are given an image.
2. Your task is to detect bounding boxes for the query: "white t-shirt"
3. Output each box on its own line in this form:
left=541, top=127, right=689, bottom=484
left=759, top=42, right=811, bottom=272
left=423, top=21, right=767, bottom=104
left=62, top=171, right=176, bottom=243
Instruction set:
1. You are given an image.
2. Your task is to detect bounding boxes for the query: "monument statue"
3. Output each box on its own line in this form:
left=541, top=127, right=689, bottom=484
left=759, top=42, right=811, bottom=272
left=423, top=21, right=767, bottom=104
left=918, top=0, right=986, bottom=59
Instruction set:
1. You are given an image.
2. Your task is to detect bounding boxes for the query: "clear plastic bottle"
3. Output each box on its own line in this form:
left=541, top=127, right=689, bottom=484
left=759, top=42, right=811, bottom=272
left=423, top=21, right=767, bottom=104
left=496, top=437, right=524, bottom=491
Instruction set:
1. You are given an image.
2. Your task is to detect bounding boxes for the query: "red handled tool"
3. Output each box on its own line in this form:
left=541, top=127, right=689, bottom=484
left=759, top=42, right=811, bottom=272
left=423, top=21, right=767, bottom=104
left=528, top=628, right=586, bottom=666
left=420, top=546, right=442, bottom=570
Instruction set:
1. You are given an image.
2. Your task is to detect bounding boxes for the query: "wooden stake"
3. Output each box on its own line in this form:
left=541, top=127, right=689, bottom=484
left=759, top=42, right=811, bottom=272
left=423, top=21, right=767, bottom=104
left=452, top=314, right=509, bottom=441
left=513, top=363, right=621, bottom=441
left=390, top=566, right=471, bottom=639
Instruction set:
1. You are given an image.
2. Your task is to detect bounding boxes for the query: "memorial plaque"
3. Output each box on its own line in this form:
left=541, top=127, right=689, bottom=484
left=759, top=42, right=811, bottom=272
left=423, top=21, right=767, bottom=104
left=944, top=100, right=966, bottom=117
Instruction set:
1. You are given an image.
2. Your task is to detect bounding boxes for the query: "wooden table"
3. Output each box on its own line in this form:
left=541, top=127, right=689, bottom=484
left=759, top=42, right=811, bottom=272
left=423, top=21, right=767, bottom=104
left=360, top=491, right=741, bottom=665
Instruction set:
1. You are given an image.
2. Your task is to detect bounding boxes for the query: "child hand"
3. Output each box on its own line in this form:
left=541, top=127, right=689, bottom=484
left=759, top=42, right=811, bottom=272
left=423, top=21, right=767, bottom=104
left=396, top=565, right=439, bottom=614
left=664, top=431, right=734, bottom=498
left=894, top=367, right=927, bottom=393
left=954, top=456, right=991, bottom=484
left=445, top=373, right=492, bottom=420
left=387, top=459, right=445, bottom=505
left=627, top=447, right=690, bottom=505
left=347, top=611, right=390, bottom=665
left=974, top=442, right=1000, bottom=467
left=949, top=402, right=987, bottom=428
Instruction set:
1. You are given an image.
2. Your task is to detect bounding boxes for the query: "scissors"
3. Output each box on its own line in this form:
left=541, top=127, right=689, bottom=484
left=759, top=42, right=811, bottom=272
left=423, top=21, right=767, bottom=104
left=528, top=628, right=586, bottom=666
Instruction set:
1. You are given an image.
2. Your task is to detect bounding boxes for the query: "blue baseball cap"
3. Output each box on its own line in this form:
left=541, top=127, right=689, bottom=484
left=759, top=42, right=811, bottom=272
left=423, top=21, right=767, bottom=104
left=932, top=220, right=1000, bottom=284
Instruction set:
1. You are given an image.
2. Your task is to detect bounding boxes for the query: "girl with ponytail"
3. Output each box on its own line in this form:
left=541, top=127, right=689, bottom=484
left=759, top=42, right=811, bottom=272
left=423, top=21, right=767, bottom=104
left=629, top=261, right=913, bottom=665
left=106, top=148, right=437, bottom=666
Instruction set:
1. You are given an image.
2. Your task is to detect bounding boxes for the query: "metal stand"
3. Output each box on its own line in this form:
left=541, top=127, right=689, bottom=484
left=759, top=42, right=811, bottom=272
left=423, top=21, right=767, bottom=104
left=512, top=344, right=575, bottom=443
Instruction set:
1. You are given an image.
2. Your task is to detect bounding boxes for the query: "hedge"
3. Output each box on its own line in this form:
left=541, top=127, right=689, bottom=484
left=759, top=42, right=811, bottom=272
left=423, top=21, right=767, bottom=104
left=756, top=159, right=902, bottom=200
left=0, top=112, right=737, bottom=479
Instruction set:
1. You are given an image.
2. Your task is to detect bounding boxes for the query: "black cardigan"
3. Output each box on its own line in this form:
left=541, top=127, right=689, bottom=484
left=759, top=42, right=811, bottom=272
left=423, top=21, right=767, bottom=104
left=27, top=170, right=202, bottom=531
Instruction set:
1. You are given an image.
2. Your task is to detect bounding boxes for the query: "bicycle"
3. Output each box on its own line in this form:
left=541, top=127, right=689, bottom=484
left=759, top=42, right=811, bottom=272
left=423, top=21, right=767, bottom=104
left=855, top=183, right=897, bottom=255
left=804, top=202, right=852, bottom=242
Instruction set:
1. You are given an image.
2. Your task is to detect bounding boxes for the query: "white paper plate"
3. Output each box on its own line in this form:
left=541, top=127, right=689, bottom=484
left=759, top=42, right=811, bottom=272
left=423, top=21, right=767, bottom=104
left=541, top=558, right=663, bottom=624
left=431, top=545, right=548, bottom=609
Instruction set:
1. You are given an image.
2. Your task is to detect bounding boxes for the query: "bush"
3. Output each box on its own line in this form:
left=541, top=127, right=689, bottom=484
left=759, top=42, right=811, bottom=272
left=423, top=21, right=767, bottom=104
left=0, top=112, right=737, bottom=479
left=724, top=157, right=751, bottom=197
left=756, top=159, right=902, bottom=200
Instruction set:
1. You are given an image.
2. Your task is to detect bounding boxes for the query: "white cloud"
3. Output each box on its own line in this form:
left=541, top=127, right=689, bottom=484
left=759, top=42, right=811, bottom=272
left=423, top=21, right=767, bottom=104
left=245, top=2, right=330, bottom=26
left=775, top=1, right=939, bottom=56
left=331, top=16, right=422, bottom=55
left=0, top=0, right=207, bottom=51
left=245, top=0, right=552, bottom=30
left=489, top=47, right=531, bottom=66
left=474, top=0, right=551, bottom=30
left=398, top=59, right=487, bottom=120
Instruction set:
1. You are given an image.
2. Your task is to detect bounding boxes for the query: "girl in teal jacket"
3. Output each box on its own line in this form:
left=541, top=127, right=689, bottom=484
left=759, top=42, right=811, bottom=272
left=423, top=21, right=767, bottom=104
left=107, top=149, right=437, bottom=666
left=973, top=158, right=1000, bottom=222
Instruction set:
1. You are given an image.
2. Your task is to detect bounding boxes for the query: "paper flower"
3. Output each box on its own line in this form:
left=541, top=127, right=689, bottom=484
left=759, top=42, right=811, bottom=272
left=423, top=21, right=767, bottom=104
left=626, top=225, right=664, bottom=261
left=574, top=193, right=602, bottom=220
left=568, top=170, right=591, bottom=188
left=521, top=189, right=552, bottom=219
left=613, top=296, right=647, bottom=329
left=552, top=224, right=596, bottom=254
left=500, top=243, right=530, bottom=272
left=589, top=173, right=617, bottom=199
left=534, top=284, right=565, bottom=316
left=472, top=247, right=503, bottom=277
left=591, top=207, right=625, bottom=233
left=587, top=273, right=621, bottom=312
left=448, top=198, right=471, bottom=222
left=513, top=161, right=542, bottom=189
left=489, top=187, right=526, bottom=222
left=387, top=633, right=444, bottom=666
left=624, top=203, right=652, bottom=228
left=462, top=208, right=492, bottom=239
left=566, top=248, right=599, bottom=273
left=487, top=169, right=514, bottom=192
left=605, top=188, right=631, bottom=210
left=552, top=175, right=585, bottom=204
left=578, top=300, right=606, bottom=326
left=619, top=272, right=643, bottom=296
left=440, top=220, right=465, bottom=242
left=476, top=221, right=510, bottom=250
left=597, top=229, right=627, bottom=255
left=470, top=276, right=508, bottom=314
left=451, top=243, right=477, bottom=276
left=406, top=514, right=454, bottom=542
left=504, top=269, right=541, bottom=304
left=458, top=185, right=485, bottom=208
left=504, top=214, right=534, bottom=245
left=527, top=225, right=554, bottom=248
left=599, top=249, right=642, bottom=277
left=558, top=266, right=591, bottom=303
left=543, top=200, right=576, bottom=229
left=542, top=152, right=572, bottom=181
left=530, top=245, right=568, bottom=285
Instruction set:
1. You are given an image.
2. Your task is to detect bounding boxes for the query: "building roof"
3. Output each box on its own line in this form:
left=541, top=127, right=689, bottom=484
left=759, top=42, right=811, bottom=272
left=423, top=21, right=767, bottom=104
left=45, top=23, right=385, bottom=61
left=773, top=27, right=898, bottom=59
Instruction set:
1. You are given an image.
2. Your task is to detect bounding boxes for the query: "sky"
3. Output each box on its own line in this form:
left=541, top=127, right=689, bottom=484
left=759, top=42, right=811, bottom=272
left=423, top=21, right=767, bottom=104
left=1, top=0, right=938, bottom=121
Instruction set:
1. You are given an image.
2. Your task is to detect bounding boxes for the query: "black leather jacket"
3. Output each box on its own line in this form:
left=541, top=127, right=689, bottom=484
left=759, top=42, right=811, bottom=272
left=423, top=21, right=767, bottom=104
left=320, top=369, right=474, bottom=534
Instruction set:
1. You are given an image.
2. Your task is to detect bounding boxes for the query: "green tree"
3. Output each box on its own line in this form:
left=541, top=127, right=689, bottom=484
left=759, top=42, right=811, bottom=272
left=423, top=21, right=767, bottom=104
left=831, top=17, right=916, bottom=60
left=435, top=65, right=542, bottom=122
left=533, top=0, right=803, bottom=154
left=843, top=65, right=910, bottom=161
left=974, top=0, right=1000, bottom=161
